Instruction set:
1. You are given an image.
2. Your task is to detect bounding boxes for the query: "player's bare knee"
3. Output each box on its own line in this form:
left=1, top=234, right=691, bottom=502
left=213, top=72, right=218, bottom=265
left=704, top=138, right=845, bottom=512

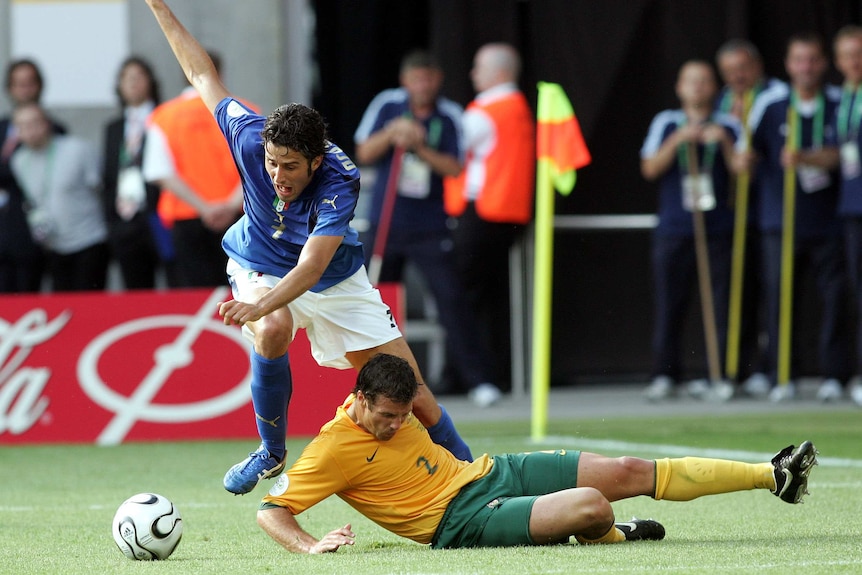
left=614, top=456, right=654, bottom=487
left=253, top=320, right=292, bottom=355
left=576, top=487, right=614, bottom=526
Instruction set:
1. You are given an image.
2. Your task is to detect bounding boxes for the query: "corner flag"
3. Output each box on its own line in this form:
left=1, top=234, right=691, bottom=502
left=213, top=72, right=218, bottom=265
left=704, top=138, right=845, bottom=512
left=536, top=82, right=592, bottom=194
left=532, top=82, right=591, bottom=441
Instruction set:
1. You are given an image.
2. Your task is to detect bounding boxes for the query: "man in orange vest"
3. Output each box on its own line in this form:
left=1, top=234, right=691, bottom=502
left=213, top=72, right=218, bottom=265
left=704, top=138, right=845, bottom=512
left=444, top=42, right=535, bottom=390
left=143, top=51, right=245, bottom=287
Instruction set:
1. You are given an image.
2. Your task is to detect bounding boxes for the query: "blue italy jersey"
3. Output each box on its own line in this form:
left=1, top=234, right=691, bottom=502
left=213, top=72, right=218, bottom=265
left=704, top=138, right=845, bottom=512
left=640, top=109, right=739, bottom=237
left=353, top=87, right=462, bottom=233
left=747, top=83, right=842, bottom=238
left=215, top=98, right=364, bottom=291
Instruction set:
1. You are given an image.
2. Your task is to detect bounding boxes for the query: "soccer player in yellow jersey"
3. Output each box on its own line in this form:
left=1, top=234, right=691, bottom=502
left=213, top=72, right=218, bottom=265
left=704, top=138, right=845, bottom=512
left=259, top=354, right=818, bottom=553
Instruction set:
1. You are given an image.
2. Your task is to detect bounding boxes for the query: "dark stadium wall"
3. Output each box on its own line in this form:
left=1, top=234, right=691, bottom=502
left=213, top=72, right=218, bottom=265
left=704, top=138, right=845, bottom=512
left=313, top=0, right=861, bottom=385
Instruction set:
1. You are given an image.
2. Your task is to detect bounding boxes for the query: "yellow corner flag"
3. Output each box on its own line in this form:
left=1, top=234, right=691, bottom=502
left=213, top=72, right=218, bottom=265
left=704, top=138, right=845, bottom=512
left=532, top=82, right=591, bottom=441
left=536, top=82, right=592, bottom=194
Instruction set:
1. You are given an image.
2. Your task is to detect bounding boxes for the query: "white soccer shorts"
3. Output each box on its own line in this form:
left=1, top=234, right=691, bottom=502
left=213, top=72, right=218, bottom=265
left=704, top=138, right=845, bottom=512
left=226, top=259, right=402, bottom=369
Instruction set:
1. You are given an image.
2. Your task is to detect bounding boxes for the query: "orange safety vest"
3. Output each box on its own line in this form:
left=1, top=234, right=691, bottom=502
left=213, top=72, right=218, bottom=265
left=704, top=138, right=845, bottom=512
left=444, top=90, right=535, bottom=224
left=149, top=93, right=247, bottom=226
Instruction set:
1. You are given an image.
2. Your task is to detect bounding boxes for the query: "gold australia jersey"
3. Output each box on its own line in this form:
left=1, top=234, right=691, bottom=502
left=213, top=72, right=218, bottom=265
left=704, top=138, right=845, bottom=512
left=262, top=394, right=493, bottom=544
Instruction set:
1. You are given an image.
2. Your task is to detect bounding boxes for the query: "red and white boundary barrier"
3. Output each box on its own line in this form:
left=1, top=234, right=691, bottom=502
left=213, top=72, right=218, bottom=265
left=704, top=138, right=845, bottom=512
left=0, top=285, right=401, bottom=445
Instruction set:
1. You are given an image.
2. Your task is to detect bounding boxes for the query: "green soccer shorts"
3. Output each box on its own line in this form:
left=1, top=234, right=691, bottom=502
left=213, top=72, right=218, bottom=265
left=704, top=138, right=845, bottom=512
left=432, top=449, right=581, bottom=548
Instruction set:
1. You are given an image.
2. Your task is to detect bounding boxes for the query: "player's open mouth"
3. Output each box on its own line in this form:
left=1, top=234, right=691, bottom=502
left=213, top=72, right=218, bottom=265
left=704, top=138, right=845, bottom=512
left=274, top=183, right=292, bottom=197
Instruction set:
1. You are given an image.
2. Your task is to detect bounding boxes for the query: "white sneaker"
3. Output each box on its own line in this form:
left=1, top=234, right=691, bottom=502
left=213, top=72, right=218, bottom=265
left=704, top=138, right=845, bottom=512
left=742, top=373, right=770, bottom=398
left=707, top=380, right=735, bottom=402
left=850, top=380, right=862, bottom=407
left=816, top=378, right=843, bottom=402
left=769, top=382, right=796, bottom=403
left=469, top=383, right=502, bottom=408
left=644, top=376, right=675, bottom=401
left=686, top=379, right=711, bottom=398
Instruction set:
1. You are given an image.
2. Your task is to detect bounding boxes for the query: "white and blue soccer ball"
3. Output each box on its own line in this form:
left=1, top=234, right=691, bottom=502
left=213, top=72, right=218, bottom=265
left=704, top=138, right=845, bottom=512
left=111, top=493, right=183, bottom=560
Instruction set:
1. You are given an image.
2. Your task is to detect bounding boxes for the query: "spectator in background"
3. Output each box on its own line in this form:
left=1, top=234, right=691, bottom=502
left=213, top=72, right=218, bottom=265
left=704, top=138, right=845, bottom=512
left=831, top=25, right=862, bottom=406
left=142, top=51, right=244, bottom=287
left=0, top=59, right=63, bottom=293
left=353, top=50, right=502, bottom=407
left=10, top=102, right=109, bottom=291
left=714, top=39, right=783, bottom=398
left=444, top=43, right=535, bottom=391
left=640, top=60, right=739, bottom=401
left=102, top=56, right=174, bottom=290
left=739, top=32, right=850, bottom=402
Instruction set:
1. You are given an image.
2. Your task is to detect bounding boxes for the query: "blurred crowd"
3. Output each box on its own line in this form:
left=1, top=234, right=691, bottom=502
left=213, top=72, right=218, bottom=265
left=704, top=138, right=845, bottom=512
left=3, top=26, right=862, bottom=407
left=640, top=28, right=862, bottom=406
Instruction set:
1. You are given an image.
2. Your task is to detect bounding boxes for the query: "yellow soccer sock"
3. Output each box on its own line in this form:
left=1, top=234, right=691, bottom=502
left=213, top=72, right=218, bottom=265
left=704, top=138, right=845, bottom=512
left=653, top=457, right=775, bottom=501
left=575, top=524, right=626, bottom=545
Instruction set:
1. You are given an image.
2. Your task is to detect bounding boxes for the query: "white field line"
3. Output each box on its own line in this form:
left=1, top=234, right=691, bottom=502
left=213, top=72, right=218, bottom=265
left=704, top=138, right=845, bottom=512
left=535, top=436, right=862, bottom=468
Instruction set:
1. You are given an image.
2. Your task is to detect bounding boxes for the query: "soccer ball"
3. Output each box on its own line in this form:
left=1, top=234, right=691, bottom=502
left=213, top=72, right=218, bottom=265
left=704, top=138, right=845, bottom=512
left=111, top=493, right=183, bottom=560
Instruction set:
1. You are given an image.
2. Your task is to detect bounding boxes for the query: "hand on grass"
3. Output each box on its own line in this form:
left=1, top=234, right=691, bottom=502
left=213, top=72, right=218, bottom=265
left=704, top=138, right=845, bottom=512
left=310, top=524, right=355, bottom=553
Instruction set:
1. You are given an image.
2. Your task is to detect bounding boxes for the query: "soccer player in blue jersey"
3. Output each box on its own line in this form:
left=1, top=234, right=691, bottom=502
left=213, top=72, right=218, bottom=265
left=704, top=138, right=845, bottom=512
left=145, top=0, right=472, bottom=495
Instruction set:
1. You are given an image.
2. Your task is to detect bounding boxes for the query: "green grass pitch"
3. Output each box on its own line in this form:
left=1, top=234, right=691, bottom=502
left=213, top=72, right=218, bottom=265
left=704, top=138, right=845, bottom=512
left=1, top=409, right=860, bottom=574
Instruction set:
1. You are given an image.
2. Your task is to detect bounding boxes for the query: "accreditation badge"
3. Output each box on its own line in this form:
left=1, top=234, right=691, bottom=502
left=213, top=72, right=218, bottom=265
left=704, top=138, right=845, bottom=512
left=118, top=166, right=147, bottom=203
left=681, top=174, right=716, bottom=212
left=841, top=141, right=862, bottom=180
left=797, top=165, right=831, bottom=193
left=397, top=152, right=431, bottom=199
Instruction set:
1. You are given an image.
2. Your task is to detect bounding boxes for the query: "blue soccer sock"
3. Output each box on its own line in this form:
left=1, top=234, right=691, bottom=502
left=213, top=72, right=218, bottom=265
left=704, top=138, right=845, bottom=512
left=427, top=405, right=473, bottom=462
left=249, top=350, right=292, bottom=461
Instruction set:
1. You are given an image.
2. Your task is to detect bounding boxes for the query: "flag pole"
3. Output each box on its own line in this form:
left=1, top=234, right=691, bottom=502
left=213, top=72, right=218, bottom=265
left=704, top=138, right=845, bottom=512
left=531, top=81, right=590, bottom=442
left=530, top=157, right=554, bottom=442
left=686, top=143, right=722, bottom=384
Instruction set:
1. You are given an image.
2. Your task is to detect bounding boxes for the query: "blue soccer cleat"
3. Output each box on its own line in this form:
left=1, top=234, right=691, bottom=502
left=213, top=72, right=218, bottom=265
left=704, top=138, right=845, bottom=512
left=223, top=444, right=286, bottom=495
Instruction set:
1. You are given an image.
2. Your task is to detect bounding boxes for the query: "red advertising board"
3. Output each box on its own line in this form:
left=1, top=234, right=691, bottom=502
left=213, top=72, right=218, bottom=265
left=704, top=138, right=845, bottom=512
left=0, top=285, right=401, bottom=445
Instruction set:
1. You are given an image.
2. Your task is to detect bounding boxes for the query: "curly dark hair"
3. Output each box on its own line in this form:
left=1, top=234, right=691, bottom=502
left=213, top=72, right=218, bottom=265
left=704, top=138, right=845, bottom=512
left=353, top=354, right=418, bottom=406
left=261, top=103, right=327, bottom=162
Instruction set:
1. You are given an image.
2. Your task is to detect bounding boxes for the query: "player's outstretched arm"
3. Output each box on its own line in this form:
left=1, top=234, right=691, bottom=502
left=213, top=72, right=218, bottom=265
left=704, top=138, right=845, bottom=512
left=145, top=0, right=230, bottom=113
left=257, top=507, right=355, bottom=554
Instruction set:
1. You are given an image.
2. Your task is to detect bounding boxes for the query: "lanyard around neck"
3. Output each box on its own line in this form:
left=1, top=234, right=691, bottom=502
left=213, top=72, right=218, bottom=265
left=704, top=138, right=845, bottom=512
left=837, top=84, right=862, bottom=141
left=677, top=115, right=717, bottom=174
left=719, top=83, right=760, bottom=124
left=403, top=110, right=442, bottom=149
left=789, top=90, right=824, bottom=148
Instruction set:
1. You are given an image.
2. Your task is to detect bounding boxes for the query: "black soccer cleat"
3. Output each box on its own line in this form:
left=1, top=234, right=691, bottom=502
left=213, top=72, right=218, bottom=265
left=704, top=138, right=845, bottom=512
left=771, top=440, right=818, bottom=504
left=615, top=518, right=666, bottom=541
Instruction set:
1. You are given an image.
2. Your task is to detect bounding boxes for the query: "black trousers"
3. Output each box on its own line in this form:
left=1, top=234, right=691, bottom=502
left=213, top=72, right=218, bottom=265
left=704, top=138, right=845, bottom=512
left=170, top=218, right=228, bottom=288
left=760, top=231, right=851, bottom=384
left=650, top=233, right=732, bottom=381
left=49, top=242, right=110, bottom=292
left=451, top=203, right=523, bottom=389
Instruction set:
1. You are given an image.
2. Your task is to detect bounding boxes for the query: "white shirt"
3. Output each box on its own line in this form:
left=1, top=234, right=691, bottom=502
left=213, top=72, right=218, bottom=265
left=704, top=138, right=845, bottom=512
left=142, top=87, right=198, bottom=183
